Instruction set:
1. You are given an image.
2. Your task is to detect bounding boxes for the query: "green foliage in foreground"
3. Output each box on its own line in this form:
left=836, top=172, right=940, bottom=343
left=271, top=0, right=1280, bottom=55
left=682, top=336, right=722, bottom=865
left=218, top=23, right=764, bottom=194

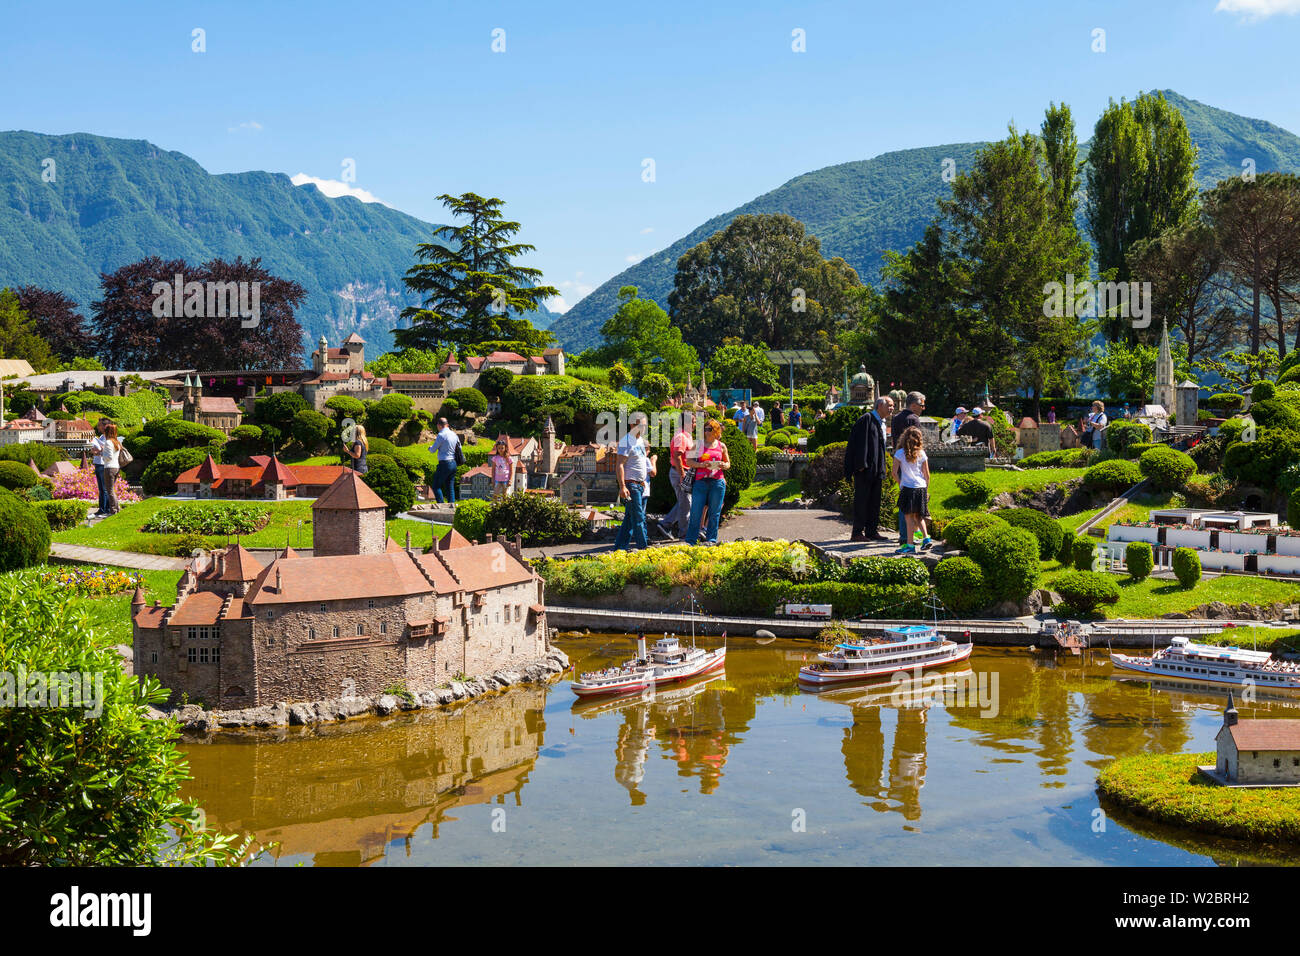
left=140, top=502, right=270, bottom=536
left=0, top=573, right=255, bottom=865
left=1098, top=752, right=1300, bottom=845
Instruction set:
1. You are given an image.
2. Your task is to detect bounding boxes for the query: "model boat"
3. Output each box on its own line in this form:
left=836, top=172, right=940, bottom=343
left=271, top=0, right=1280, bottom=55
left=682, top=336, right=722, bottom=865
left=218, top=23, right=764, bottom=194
left=1111, top=636, right=1300, bottom=690
left=797, top=624, right=973, bottom=688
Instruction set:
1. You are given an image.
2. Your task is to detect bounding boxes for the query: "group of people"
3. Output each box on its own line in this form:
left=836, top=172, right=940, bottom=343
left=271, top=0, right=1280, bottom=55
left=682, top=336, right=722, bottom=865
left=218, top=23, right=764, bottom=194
left=614, top=410, right=731, bottom=550
left=89, top=417, right=127, bottom=518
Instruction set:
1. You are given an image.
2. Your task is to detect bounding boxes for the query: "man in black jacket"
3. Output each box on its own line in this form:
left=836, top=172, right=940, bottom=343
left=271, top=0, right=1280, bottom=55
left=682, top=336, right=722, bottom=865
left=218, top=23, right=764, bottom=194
left=844, top=396, right=893, bottom=541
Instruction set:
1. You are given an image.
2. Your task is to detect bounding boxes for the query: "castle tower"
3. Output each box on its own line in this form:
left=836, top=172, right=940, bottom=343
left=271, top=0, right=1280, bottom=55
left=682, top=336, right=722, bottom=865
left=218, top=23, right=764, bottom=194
left=342, top=332, right=366, bottom=372
left=311, top=471, right=388, bottom=556
left=540, top=415, right=559, bottom=475
left=1224, top=691, right=1239, bottom=728
left=314, top=334, right=329, bottom=374
left=1153, top=318, right=1176, bottom=414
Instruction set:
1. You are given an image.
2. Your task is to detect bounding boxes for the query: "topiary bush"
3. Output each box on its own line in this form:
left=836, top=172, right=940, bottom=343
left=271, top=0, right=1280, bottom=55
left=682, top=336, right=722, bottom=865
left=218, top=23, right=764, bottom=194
left=0, top=488, right=51, bottom=572
left=1072, top=534, right=1101, bottom=571
left=0, top=460, right=40, bottom=492
left=452, top=498, right=491, bottom=543
left=1054, top=570, right=1121, bottom=616
left=805, top=405, right=861, bottom=453
left=1251, top=379, right=1277, bottom=403
left=721, top=423, right=756, bottom=513
left=1108, top=420, right=1153, bottom=455
left=1125, top=541, right=1154, bottom=581
left=1246, top=399, right=1300, bottom=433
left=954, top=475, right=992, bottom=505
left=1172, top=547, right=1201, bottom=589
left=0, top=442, right=66, bottom=472
left=1137, top=445, right=1197, bottom=491
left=993, top=507, right=1065, bottom=560
left=1056, top=527, right=1076, bottom=565
left=1019, top=448, right=1093, bottom=468
left=31, top=498, right=91, bottom=531
left=800, top=442, right=847, bottom=502
left=1082, top=459, right=1142, bottom=492
left=448, top=387, right=488, bottom=416
left=361, top=454, right=415, bottom=518
left=141, top=447, right=217, bottom=496
left=932, top=556, right=991, bottom=615
left=485, top=492, right=587, bottom=547
left=1209, top=392, right=1244, bottom=414
left=1223, top=430, right=1300, bottom=487
left=941, top=512, right=1009, bottom=551
left=965, top=524, right=1041, bottom=604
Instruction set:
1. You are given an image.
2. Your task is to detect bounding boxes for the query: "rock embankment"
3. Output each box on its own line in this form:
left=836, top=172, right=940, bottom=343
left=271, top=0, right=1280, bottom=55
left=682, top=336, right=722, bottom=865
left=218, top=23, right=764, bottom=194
left=150, top=648, right=570, bottom=735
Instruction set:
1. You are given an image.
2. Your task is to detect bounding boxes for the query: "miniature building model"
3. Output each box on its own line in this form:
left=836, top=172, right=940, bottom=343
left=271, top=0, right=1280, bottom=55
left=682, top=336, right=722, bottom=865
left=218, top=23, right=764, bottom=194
left=301, top=334, right=388, bottom=410
left=1213, top=693, right=1300, bottom=785
left=1152, top=319, right=1176, bottom=416
left=175, top=454, right=360, bottom=499
left=182, top=375, right=243, bottom=434
left=132, top=471, right=550, bottom=708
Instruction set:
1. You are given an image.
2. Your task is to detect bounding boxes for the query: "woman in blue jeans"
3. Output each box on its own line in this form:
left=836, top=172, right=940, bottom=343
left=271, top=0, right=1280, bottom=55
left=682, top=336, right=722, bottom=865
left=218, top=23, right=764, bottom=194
left=685, top=420, right=731, bottom=545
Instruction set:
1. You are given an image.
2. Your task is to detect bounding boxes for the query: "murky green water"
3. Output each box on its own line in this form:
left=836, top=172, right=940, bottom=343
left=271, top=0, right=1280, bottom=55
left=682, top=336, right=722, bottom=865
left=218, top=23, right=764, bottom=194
left=179, top=636, right=1300, bottom=866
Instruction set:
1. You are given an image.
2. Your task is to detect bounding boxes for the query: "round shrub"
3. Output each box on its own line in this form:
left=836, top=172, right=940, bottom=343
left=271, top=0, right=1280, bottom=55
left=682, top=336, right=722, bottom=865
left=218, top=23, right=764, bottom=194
left=1056, top=527, right=1076, bottom=565
left=755, top=445, right=778, bottom=464
left=1251, top=379, right=1276, bottom=403
left=452, top=498, right=491, bottom=543
left=932, top=556, right=991, bottom=616
left=1172, top=547, right=1202, bottom=589
left=721, top=424, right=757, bottom=513
left=942, top=512, right=1009, bottom=551
left=993, top=507, right=1065, bottom=560
left=32, top=498, right=90, bottom=531
left=1082, top=459, right=1142, bottom=492
left=361, top=454, right=415, bottom=518
left=1125, top=541, right=1154, bottom=581
left=766, top=432, right=790, bottom=449
left=800, top=442, right=847, bottom=501
left=291, top=409, right=331, bottom=451
left=1107, top=420, right=1152, bottom=455
left=448, top=387, right=488, bottom=416
left=1054, top=570, right=1121, bottom=616
left=0, top=460, right=39, bottom=492
left=1218, top=418, right=1250, bottom=444
left=0, top=488, right=51, bottom=572
left=141, top=447, right=216, bottom=496
left=1209, top=393, right=1244, bottom=413
left=485, top=492, right=587, bottom=547
left=1280, top=363, right=1300, bottom=387
left=1072, top=534, right=1101, bottom=571
left=0, top=442, right=66, bottom=472
left=954, top=475, right=992, bottom=505
left=1137, top=445, right=1197, bottom=491
left=1247, top=399, right=1300, bottom=433
left=1223, top=430, right=1300, bottom=487
left=966, top=524, right=1041, bottom=604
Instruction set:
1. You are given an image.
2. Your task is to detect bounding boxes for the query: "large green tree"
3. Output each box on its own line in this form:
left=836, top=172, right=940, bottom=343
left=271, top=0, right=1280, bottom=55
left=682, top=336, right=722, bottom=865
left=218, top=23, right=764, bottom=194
left=398, top=193, right=558, bottom=353
left=1127, top=220, right=1232, bottom=364
left=0, top=288, right=56, bottom=373
left=667, top=213, right=864, bottom=358
left=1085, top=93, right=1199, bottom=338
left=595, top=286, right=699, bottom=386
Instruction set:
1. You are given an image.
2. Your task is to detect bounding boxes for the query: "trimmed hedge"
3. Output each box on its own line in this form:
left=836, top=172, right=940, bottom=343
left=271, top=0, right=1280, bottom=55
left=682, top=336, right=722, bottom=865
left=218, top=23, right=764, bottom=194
left=1208, top=392, right=1244, bottom=412
left=1082, top=459, right=1141, bottom=492
left=1054, top=570, right=1121, bottom=615
left=1020, top=448, right=1093, bottom=468
left=993, top=507, right=1065, bottom=560
left=1172, top=547, right=1201, bottom=588
left=0, top=442, right=66, bottom=472
left=1072, top=534, right=1101, bottom=571
left=1251, top=379, right=1276, bottom=403
left=933, top=556, right=991, bottom=615
left=1223, top=430, right=1300, bottom=487
left=0, top=460, right=40, bottom=492
left=954, top=475, right=992, bottom=505
left=0, top=488, right=51, bottom=572
left=1137, top=445, right=1197, bottom=491
left=361, top=454, right=415, bottom=518
left=1126, top=541, right=1154, bottom=581
left=452, top=498, right=491, bottom=543
left=1247, top=399, right=1300, bottom=433
left=31, top=498, right=91, bottom=531
left=806, top=406, right=861, bottom=453
left=1108, top=420, right=1152, bottom=455
left=485, top=491, right=587, bottom=547
left=942, top=512, right=1009, bottom=551
left=966, top=524, right=1041, bottom=604
left=141, top=447, right=216, bottom=496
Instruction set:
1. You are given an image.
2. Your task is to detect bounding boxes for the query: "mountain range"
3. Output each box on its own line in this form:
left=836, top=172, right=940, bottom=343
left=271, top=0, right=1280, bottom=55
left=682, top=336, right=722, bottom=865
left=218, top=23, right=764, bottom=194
left=549, top=91, right=1300, bottom=352
left=0, top=131, right=554, bottom=360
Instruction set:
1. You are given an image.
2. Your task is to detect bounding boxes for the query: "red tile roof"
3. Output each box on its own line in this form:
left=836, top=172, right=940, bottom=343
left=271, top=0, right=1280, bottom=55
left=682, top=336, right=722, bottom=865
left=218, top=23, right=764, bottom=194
left=289, top=465, right=353, bottom=487
left=260, top=455, right=298, bottom=486
left=388, top=373, right=444, bottom=382
left=1228, top=720, right=1300, bottom=751
left=428, top=541, right=533, bottom=592
left=199, top=543, right=265, bottom=582
left=313, top=471, right=387, bottom=511
left=168, top=590, right=228, bottom=627
left=486, top=351, right=527, bottom=363
left=197, top=396, right=241, bottom=415
left=196, top=455, right=221, bottom=482
left=246, top=552, right=431, bottom=605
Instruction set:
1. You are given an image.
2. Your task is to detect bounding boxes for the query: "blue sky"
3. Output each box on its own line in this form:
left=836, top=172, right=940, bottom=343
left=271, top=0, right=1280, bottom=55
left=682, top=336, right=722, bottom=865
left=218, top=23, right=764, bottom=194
left=5, top=0, right=1300, bottom=311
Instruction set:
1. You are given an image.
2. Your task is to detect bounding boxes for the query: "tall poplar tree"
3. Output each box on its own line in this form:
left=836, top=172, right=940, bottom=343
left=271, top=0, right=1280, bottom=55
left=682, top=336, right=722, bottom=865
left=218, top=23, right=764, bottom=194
left=397, top=193, right=558, bottom=353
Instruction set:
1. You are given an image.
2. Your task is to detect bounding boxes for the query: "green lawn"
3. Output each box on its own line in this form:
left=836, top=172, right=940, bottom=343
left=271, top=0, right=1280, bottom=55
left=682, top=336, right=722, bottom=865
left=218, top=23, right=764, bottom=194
left=1041, top=561, right=1300, bottom=618
left=736, top=478, right=803, bottom=509
left=3, top=567, right=183, bottom=647
left=52, top=497, right=447, bottom=555
left=928, top=467, right=1087, bottom=520
left=1058, top=490, right=1183, bottom=535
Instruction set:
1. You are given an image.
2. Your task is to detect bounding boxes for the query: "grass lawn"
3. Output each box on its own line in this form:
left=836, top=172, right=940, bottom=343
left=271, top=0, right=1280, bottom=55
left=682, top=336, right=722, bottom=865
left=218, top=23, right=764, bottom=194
left=1058, top=490, right=1183, bottom=535
left=928, top=467, right=1087, bottom=520
left=2, top=567, right=183, bottom=647
left=1202, top=626, right=1300, bottom=653
left=1098, top=751, right=1300, bottom=845
left=1040, top=561, right=1300, bottom=618
left=51, top=498, right=447, bottom=554
left=736, top=478, right=803, bottom=509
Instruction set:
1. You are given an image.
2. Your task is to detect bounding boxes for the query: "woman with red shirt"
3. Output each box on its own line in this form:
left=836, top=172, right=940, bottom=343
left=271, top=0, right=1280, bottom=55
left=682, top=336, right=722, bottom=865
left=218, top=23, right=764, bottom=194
left=684, top=419, right=731, bottom=545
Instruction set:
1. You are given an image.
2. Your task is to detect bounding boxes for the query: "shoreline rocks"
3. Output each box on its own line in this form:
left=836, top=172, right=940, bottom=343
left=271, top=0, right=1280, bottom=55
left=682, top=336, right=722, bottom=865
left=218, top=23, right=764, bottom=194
left=149, top=648, right=570, bottom=736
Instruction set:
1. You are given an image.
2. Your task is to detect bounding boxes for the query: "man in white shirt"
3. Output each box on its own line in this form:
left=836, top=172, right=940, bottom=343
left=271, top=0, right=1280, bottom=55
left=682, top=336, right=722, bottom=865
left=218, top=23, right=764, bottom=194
left=89, top=418, right=110, bottom=516
left=614, top=412, right=657, bottom=551
left=427, top=417, right=461, bottom=505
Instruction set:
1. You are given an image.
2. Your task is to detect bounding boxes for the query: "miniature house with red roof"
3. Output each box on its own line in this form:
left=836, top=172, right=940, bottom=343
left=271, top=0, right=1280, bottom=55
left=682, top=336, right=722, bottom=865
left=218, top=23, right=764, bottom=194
left=133, top=470, right=550, bottom=708
left=175, top=453, right=362, bottom=500
left=1211, top=692, right=1300, bottom=786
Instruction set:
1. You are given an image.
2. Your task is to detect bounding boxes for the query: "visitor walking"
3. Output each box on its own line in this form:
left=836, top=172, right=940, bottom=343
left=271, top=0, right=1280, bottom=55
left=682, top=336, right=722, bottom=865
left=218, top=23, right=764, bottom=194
left=890, top=391, right=925, bottom=546
left=790, top=404, right=802, bottom=429
left=614, top=412, right=657, bottom=551
left=489, top=438, right=515, bottom=499
left=344, top=424, right=369, bottom=475
left=1084, top=401, right=1108, bottom=450
left=771, top=402, right=784, bottom=428
left=428, top=417, right=461, bottom=506
left=844, top=396, right=891, bottom=542
left=660, top=410, right=695, bottom=538
left=957, top=406, right=997, bottom=457
left=892, top=426, right=931, bottom=552
left=743, top=402, right=760, bottom=449
left=1047, top=406, right=1057, bottom=424
left=90, top=417, right=111, bottom=516
left=685, top=418, right=730, bottom=546
left=733, top=400, right=748, bottom=428
left=98, top=422, right=124, bottom=516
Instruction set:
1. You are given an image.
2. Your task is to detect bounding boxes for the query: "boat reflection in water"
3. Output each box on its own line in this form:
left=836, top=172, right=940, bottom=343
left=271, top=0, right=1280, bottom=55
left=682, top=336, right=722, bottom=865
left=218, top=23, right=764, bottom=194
left=574, top=672, right=729, bottom=805
left=180, top=686, right=546, bottom=866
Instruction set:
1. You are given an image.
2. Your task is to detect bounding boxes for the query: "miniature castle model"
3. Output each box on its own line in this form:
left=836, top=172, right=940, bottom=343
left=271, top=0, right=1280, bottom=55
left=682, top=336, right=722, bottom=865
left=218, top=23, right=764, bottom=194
left=301, top=333, right=388, bottom=410
left=1212, top=692, right=1300, bottom=786
left=535, top=415, right=619, bottom=506
left=182, top=374, right=243, bottom=434
left=132, top=470, right=550, bottom=708
left=1152, top=318, right=1176, bottom=416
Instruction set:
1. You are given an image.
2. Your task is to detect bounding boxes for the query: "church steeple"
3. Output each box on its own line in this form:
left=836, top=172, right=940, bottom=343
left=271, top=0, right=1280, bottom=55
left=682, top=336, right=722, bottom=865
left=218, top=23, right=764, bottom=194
left=1153, top=317, right=1176, bottom=414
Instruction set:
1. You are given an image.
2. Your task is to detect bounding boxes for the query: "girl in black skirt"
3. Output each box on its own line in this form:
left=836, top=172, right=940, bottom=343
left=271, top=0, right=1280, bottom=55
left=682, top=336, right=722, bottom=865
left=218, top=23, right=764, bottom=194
left=891, top=426, right=931, bottom=552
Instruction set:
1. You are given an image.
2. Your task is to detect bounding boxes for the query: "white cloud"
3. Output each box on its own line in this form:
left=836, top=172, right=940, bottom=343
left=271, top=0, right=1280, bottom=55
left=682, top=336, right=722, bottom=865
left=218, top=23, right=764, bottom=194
left=227, top=121, right=263, bottom=133
left=1215, top=0, right=1300, bottom=18
left=549, top=275, right=596, bottom=314
left=625, top=253, right=645, bottom=264
left=290, top=173, right=388, bottom=205
left=640, top=226, right=654, bottom=234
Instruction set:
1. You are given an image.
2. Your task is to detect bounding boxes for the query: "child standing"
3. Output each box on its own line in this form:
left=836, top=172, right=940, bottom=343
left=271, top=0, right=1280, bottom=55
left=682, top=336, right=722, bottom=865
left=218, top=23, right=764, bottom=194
left=489, top=439, right=515, bottom=499
left=891, top=425, right=931, bottom=552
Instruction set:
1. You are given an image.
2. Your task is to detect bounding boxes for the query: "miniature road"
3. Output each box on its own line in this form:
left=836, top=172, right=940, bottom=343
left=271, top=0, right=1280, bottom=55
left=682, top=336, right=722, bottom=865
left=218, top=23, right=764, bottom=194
left=50, top=543, right=189, bottom=571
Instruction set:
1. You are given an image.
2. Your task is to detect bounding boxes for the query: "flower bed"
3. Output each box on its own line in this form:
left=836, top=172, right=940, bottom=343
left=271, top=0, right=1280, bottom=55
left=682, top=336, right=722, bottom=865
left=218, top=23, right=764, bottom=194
left=51, top=468, right=141, bottom=504
left=34, top=565, right=143, bottom=597
left=1107, top=522, right=1160, bottom=544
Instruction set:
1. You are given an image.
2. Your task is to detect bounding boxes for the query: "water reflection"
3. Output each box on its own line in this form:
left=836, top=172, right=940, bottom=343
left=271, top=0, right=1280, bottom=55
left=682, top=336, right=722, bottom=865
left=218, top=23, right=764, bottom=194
left=177, top=638, right=1300, bottom=866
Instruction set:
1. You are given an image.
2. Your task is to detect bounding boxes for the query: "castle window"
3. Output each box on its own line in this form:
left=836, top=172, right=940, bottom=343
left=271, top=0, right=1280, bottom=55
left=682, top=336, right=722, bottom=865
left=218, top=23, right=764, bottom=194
left=267, top=635, right=275, bottom=647
left=357, top=623, right=365, bottom=636
left=368, top=599, right=375, bottom=609
left=308, top=627, right=316, bottom=640
left=199, top=647, right=209, bottom=664
left=380, top=622, right=388, bottom=634
left=320, top=603, right=327, bottom=612
left=266, top=610, right=274, bottom=620
left=1276, top=759, right=1282, bottom=769
left=150, top=652, right=158, bottom=664
left=332, top=625, right=340, bottom=638
left=187, top=647, right=197, bottom=663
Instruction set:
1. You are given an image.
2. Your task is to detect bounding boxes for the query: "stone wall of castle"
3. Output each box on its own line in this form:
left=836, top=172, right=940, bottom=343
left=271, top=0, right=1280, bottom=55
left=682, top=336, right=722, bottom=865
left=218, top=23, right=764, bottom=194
left=314, top=508, right=387, bottom=557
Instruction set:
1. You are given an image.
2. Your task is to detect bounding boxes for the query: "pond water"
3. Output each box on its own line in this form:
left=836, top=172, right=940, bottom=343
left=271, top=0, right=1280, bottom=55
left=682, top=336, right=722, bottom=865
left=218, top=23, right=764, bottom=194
left=179, top=636, right=1300, bottom=866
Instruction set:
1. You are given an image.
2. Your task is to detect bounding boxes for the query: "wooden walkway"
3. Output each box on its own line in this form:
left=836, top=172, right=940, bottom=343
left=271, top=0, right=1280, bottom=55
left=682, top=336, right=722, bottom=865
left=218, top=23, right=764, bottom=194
left=49, top=543, right=188, bottom=571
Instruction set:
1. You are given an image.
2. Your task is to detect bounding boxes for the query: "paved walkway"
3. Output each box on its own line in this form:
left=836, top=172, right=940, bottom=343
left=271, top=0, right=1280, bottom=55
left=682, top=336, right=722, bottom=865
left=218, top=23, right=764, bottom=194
left=50, top=543, right=189, bottom=571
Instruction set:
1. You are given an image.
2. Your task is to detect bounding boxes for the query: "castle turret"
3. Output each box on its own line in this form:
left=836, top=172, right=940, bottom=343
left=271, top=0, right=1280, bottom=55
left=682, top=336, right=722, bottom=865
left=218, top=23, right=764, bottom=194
left=540, top=415, right=559, bottom=475
left=1224, top=691, right=1239, bottom=728
left=311, top=471, right=389, bottom=556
